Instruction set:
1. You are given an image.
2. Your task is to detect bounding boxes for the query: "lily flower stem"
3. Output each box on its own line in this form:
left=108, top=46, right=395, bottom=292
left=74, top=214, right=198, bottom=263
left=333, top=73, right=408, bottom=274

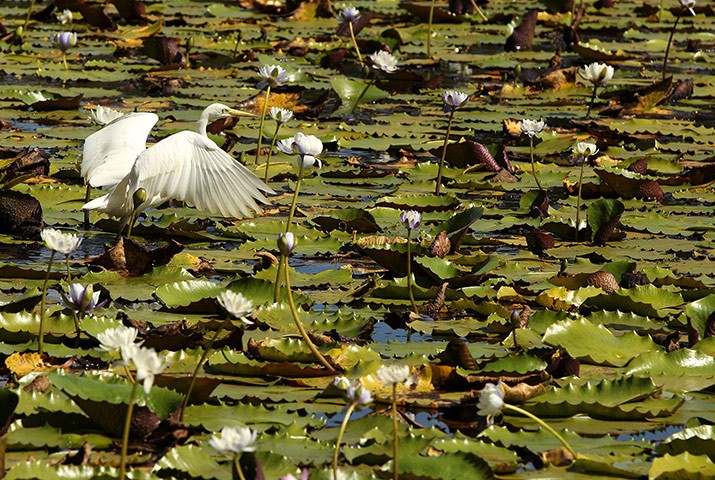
left=406, top=229, right=418, bottom=314
left=23, top=0, right=36, bottom=29
left=274, top=163, right=305, bottom=302
left=575, top=157, right=587, bottom=242
left=65, top=255, right=72, bottom=283
left=392, top=383, right=399, bottom=480
left=255, top=85, right=272, bottom=164
left=435, top=110, right=455, bottom=195
left=468, top=0, right=488, bottom=22
left=38, top=251, right=56, bottom=356
left=529, top=137, right=543, bottom=191
left=264, top=124, right=282, bottom=183
left=348, top=22, right=363, bottom=68
left=663, top=13, right=681, bottom=81
left=351, top=74, right=375, bottom=113
left=233, top=455, right=248, bottom=480
left=123, top=366, right=135, bottom=384
left=62, top=53, right=68, bottom=71
left=586, top=84, right=598, bottom=119
left=179, top=316, right=232, bottom=422
left=120, top=379, right=139, bottom=480
left=284, top=258, right=334, bottom=371
left=126, top=211, right=137, bottom=240
left=84, top=183, right=91, bottom=229
left=71, top=311, right=81, bottom=346
left=502, top=404, right=577, bottom=457
left=333, top=403, right=356, bottom=480
left=427, top=0, right=435, bottom=58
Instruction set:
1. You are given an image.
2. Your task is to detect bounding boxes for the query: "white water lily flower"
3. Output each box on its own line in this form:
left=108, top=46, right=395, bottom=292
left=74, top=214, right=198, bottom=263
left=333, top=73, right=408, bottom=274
left=56, top=9, right=73, bottom=24
left=369, top=50, right=398, bottom=73
left=88, top=105, right=125, bottom=125
left=269, top=107, right=293, bottom=124
left=573, top=142, right=598, bottom=157
left=578, top=62, right=614, bottom=87
left=518, top=119, right=546, bottom=138
left=679, top=0, right=696, bottom=15
left=209, top=425, right=258, bottom=455
left=477, top=382, right=504, bottom=418
left=97, top=326, right=140, bottom=352
left=257, top=64, right=288, bottom=89
left=121, top=344, right=169, bottom=394
left=331, top=375, right=351, bottom=390
left=217, top=291, right=253, bottom=324
left=41, top=227, right=82, bottom=254
left=277, top=132, right=323, bottom=169
left=376, top=364, right=411, bottom=386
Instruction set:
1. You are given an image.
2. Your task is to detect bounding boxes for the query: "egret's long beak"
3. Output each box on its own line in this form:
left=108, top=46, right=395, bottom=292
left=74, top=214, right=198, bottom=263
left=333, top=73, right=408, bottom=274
left=227, top=108, right=255, bottom=118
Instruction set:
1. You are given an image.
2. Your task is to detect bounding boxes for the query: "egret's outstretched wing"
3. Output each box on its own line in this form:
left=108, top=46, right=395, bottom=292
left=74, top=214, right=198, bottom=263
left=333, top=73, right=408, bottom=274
left=133, top=131, right=274, bottom=218
left=81, top=112, right=159, bottom=188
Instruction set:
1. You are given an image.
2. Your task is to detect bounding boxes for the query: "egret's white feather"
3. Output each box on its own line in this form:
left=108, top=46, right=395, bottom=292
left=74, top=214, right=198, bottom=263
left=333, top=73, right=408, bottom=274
left=82, top=112, right=274, bottom=226
left=81, top=112, right=159, bottom=188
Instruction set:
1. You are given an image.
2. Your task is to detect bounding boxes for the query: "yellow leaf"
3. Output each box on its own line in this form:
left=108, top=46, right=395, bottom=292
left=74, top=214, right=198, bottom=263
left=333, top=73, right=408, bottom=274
left=5, top=352, right=51, bottom=379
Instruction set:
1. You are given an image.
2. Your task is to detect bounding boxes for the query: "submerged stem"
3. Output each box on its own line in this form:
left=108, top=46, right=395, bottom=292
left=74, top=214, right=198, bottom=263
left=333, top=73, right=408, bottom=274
left=255, top=85, right=271, bottom=164
left=435, top=110, right=455, bottom=195
left=333, top=403, right=356, bottom=480
left=38, top=250, right=56, bottom=356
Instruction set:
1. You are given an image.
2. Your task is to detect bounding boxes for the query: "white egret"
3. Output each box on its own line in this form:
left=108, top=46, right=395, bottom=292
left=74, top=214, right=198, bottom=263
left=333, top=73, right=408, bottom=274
left=82, top=103, right=274, bottom=235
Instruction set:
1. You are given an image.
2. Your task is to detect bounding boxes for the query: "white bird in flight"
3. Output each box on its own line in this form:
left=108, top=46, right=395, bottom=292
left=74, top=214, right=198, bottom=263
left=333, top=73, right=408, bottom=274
left=81, top=103, right=274, bottom=235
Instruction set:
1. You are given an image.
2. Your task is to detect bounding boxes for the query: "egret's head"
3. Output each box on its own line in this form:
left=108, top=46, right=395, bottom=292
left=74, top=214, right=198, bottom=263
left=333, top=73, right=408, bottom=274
left=204, top=103, right=255, bottom=122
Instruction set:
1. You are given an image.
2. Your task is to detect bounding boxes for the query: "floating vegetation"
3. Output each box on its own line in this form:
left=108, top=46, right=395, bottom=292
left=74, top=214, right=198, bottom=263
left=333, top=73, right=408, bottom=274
left=0, top=0, right=714, bottom=479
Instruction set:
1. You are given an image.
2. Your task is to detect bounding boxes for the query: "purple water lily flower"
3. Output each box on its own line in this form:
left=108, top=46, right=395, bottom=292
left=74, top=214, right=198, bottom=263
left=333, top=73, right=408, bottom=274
left=65, top=283, right=106, bottom=314
left=442, top=90, right=469, bottom=113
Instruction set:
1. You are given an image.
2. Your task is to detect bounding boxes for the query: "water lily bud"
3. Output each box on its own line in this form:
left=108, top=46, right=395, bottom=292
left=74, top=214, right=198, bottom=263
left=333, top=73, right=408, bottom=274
left=477, top=381, right=504, bottom=417
left=278, top=232, right=297, bottom=256
left=400, top=210, right=422, bottom=230
left=132, top=188, right=146, bottom=207
left=52, top=31, right=77, bottom=52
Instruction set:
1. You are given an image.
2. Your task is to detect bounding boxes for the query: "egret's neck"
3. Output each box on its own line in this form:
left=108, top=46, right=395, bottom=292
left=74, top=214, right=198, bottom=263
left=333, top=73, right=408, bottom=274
left=196, top=110, right=211, bottom=136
